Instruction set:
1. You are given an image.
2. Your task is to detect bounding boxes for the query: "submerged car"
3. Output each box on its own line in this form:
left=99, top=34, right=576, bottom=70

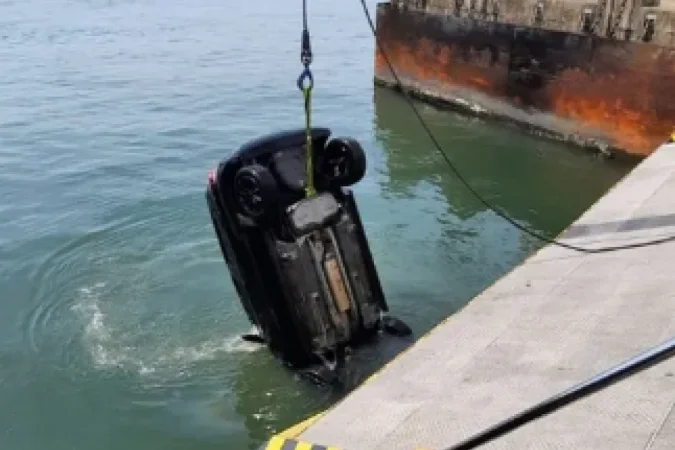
left=205, top=127, right=410, bottom=382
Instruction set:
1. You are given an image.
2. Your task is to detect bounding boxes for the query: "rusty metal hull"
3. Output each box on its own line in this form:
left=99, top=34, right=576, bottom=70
left=374, top=3, right=675, bottom=157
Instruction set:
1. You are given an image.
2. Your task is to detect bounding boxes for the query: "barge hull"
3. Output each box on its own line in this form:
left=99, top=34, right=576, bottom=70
left=374, top=3, right=675, bottom=156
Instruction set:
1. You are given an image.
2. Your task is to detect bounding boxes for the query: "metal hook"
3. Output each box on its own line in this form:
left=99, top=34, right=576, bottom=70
left=297, top=66, right=314, bottom=91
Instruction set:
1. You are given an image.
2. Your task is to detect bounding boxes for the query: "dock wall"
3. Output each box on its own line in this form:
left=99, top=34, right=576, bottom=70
left=375, top=2, right=675, bottom=156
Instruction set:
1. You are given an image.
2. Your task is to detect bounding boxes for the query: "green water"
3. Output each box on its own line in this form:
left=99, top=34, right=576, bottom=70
left=0, top=0, right=634, bottom=449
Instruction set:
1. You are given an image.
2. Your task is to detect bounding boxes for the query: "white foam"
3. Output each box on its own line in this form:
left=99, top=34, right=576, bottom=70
left=70, top=282, right=262, bottom=378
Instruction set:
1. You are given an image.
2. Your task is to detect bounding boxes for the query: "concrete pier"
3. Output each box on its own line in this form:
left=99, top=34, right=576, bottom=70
left=266, top=142, right=675, bottom=449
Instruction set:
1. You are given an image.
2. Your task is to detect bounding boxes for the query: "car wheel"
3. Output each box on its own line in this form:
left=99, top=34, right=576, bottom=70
left=321, top=137, right=367, bottom=187
left=232, top=164, right=278, bottom=220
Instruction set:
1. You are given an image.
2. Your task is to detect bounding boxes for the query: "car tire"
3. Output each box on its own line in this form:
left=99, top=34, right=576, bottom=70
left=232, top=164, right=279, bottom=220
left=321, top=137, right=367, bottom=188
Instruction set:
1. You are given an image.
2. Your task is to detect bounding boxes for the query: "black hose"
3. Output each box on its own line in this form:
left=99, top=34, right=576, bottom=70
left=443, top=336, right=675, bottom=450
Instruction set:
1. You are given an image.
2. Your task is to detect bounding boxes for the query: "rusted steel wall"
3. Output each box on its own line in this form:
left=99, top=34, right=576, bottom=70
left=375, top=2, right=675, bottom=156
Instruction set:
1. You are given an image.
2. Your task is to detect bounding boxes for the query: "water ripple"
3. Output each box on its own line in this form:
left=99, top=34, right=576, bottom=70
left=21, top=198, right=254, bottom=386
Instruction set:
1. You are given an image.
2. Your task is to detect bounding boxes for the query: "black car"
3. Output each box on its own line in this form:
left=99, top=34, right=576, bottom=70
left=205, top=127, right=410, bottom=382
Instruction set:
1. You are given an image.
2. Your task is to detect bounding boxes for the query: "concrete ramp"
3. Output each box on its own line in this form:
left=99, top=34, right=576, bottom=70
left=292, top=143, right=675, bottom=450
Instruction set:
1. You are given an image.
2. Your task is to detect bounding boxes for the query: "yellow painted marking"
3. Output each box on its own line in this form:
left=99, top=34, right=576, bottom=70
left=295, top=442, right=314, bottom=450
left=264, top=436, right=286, bottom=450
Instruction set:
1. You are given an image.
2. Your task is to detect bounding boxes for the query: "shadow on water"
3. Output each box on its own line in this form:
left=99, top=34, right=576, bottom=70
left=230, top=329, right=416, bottom=448
left=231, top=349, right=337, bottom=449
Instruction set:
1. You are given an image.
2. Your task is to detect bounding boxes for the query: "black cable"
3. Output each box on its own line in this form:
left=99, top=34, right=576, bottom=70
left=299, top=0, right=312, bottom=71
left=442, top=336, right=675, bottom=450
left=358, top=0, right=675, bottom=254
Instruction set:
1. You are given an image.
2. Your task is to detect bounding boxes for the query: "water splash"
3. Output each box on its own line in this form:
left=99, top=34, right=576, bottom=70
left=69, top=281, right=261, bottom=379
